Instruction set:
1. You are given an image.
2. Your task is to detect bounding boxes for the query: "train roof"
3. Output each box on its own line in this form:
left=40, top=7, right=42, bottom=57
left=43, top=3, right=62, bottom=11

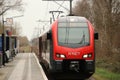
left=39, top=26, right=51, bottom=37
left=38, top=16, right=88, bottom=38
left=58, top=16, right=87, bottom=23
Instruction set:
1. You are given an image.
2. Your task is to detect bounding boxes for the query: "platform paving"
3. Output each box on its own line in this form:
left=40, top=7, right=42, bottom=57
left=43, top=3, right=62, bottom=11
left=0, top=53, right=47, bottom=80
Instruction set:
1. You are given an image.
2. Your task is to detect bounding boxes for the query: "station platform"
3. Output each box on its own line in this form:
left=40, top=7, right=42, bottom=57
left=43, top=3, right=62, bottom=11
left=0, top=53, right=48, bottom=80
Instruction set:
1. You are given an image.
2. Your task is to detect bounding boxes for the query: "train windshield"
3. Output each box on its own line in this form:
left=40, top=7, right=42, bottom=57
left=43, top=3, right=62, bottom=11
left=58, top=22, right=90, bottom=48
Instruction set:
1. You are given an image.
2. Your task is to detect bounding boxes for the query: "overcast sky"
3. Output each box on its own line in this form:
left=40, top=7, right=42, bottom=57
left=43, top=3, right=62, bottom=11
left=5, top=0, right=77, bottom=40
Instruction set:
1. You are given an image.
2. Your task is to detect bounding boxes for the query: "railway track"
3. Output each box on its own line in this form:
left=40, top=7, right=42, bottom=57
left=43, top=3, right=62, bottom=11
left=43, top=73, right=95, bottom=80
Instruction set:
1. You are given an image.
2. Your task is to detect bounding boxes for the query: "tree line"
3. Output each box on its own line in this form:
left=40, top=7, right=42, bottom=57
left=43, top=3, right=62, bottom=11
left=0, top=0, right=23, bottom=16
left=73, top=0, right=120, bottom=73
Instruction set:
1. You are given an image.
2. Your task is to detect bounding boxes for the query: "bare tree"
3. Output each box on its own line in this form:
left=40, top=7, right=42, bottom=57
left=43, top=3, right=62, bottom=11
left=73, top=0, right=120, bottom=72
left=0, top=0, right=23, bottom=15
left=73, top=0, right=91, bottom=19
left=92, top=0, right=120, bottom=54
left=19, top=36, right=29, bottom=47
left=0, top=0, right=24, bottom=36
left=11, top=22, right=22, bottom=35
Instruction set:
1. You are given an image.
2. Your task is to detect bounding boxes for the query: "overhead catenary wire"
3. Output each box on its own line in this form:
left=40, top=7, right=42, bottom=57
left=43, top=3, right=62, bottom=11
left=56, top=0, right=65, bottom=18
left=48, top=1, right=65, bottom=22
left=56, top=0, right=65, bottom=11
left=53, top=0, right=69, bottom=12
left=37, top=1, right=50, bottom=35
left=40, top=0, right=70, bottom=34
left=53, top=0, right=73, bottom=15
left=44, top=1, right=49, bottom=20
left=42, top=0, right=68, bottom=24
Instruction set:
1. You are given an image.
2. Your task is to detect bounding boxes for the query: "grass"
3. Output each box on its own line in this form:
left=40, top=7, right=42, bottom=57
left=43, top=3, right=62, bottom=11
left=93, top=68, right=120, bottom=80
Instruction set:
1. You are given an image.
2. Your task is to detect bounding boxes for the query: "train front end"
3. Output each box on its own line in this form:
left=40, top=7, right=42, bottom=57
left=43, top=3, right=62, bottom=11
left=50, top=16, right=96, bottom=79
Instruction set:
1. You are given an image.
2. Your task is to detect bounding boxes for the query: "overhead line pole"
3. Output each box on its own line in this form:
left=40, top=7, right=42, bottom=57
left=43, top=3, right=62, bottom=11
left=69, top=0, right=73, bottom=15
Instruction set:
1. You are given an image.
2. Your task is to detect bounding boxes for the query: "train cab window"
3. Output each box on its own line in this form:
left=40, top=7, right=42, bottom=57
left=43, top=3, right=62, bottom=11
left=58, top=22, right=90, bottom=48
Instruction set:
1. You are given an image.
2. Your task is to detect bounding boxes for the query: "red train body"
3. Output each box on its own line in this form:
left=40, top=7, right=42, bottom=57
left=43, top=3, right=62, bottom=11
left=39, top=16, right=98, bottom=79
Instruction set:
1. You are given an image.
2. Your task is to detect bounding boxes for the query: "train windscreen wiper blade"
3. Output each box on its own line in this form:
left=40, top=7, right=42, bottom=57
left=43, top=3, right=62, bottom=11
left=79, top=31, right=85, bottom=44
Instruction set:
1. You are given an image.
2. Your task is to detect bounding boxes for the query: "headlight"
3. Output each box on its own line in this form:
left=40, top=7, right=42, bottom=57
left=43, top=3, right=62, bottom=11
left=83, top=53, right=92, bottom=58
left=83, top=54, right=88, bottom=58
left=56, top=53, right=66, bottom=58
left=56, top=54, right=60, bottom=58
left=60, top=54, right=65, bottom=58
left=88, top=54, right=92, bottom=57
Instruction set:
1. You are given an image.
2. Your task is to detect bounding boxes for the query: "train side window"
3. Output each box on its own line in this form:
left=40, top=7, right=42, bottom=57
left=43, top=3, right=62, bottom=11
left=94, top=32, right=98, bottom=40
left=47, top=32, right=51, bottom=40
